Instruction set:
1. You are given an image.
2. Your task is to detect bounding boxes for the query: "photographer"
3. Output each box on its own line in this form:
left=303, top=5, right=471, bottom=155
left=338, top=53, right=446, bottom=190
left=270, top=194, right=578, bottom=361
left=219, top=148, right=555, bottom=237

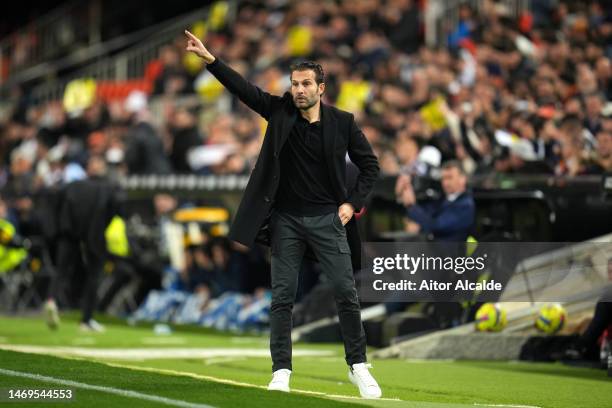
left=396, top=160, right=475, bottom=242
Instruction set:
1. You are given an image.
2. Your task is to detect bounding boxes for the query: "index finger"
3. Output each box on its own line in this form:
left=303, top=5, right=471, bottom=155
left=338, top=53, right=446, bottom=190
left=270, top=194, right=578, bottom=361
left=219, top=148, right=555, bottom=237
left=184, top=30, right=199, bottom=41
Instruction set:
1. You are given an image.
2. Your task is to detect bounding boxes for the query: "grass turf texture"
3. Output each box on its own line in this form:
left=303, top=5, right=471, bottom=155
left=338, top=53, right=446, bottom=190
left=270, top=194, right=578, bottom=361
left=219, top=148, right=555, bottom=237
left=0, top=315, right=611, bottom=408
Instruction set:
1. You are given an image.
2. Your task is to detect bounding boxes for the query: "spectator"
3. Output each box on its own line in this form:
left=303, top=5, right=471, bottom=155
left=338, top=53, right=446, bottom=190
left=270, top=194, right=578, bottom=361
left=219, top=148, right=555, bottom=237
left=396, top=160, right=475, bottom=241
left=377, top=0, right=421, bottom=54
left=45, top=155, right=124, bottom=332
left=153, top=45, right=192, bottom=96
left=167, top=107, right=202, bottom=173
left=123, top=91, right=171, bottom=174
left=584, top=92, right=604, bottom=135
left=587, top=129, right=612, bottom=173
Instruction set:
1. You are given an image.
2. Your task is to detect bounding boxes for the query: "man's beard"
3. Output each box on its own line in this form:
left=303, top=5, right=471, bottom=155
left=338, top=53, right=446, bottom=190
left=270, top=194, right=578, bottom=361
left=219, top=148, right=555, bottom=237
left=293, top=95, right=317, bottom=110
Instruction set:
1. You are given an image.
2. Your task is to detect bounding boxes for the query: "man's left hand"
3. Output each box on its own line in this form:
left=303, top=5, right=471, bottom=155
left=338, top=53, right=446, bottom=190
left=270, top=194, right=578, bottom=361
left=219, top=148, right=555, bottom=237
left=399, top=185, right=416, bottom=207
left=338, top=203, right=355, bottom=226
left=404, top=220, right=421, bottom=234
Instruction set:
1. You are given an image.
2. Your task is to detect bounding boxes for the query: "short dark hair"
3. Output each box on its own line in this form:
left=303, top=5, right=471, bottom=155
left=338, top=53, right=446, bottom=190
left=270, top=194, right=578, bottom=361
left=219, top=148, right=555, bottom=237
left=441, top=160, right=466, bottom=175
left=290, top=61, right=325, bottom=85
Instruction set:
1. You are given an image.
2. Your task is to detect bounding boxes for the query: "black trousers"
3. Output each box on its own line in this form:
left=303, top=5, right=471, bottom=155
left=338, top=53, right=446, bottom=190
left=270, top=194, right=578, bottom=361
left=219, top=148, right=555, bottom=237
left=269, top=210, right=366, bottom=372
left=48, top=238, right=104, bottom=323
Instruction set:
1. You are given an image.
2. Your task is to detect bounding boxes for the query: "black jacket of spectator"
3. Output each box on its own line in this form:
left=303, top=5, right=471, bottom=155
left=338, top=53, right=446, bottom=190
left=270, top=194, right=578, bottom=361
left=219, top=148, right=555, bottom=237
left=58, top=176, right=123, bottom=258
left=125, top=122, right=171, bottom=174
left=206, top=58, right=380, bottom=257
left=170, top=126, right=201, bottom=173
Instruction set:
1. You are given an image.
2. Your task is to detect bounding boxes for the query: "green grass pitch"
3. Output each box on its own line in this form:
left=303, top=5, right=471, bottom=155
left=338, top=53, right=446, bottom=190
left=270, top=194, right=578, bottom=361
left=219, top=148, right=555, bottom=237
left=0, top=315, right=610, bottom=408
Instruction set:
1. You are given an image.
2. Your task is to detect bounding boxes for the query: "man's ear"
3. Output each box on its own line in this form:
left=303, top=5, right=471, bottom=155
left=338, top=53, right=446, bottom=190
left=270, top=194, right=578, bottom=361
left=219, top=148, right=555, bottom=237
left=319, top=82, right=325, bottom=96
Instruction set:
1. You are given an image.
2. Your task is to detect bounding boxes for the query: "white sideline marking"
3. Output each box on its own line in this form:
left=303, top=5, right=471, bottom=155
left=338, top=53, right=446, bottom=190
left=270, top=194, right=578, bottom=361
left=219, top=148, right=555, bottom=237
left=474, top=404, right=542, bottom=408
left=0, top=345, right=334, bottom=360
left=72, top=337, right=97, bottom=346
left=0, top=368, right=215, bottom=408
left=405, top=359, right=457, bottom=363
left=204, top=357, right=246, bottom=365
left=229, top=337, right=268, bottom=344
left=141, top=337, right=188, bottom=345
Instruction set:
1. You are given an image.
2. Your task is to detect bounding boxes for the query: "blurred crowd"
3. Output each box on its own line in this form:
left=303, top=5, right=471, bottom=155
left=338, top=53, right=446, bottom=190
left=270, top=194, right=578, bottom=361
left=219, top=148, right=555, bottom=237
left=1, top=1, right=611, bottom=202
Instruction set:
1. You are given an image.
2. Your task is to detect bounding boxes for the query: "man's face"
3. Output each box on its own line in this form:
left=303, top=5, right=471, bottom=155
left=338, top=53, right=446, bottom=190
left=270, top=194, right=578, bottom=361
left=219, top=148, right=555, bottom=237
left=395, top=137, right=419, bottom=164
left=290, top=69, right=324, bottom=110
left=441, top=167, right=467, bottom=196
left=585, top=95, right=602, bottom=117
left=87, top=156, right=107, bottom=176
left=597, top=131, right=612, bottom=158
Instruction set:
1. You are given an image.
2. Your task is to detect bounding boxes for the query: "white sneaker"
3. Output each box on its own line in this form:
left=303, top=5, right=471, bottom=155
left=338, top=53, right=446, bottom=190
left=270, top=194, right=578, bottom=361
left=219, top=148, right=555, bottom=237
left=79, top=319, right=106, bottom=333
left=267, top=369, right=291, bottom=392
left=348, top=363, right=382, bottom=399
left=44, top=299, right=60, bottom=330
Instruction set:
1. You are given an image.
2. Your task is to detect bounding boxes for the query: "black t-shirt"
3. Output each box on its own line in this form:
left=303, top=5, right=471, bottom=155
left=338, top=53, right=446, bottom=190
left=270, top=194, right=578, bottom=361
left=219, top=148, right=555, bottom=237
left=274, top=116, right=337, bottom=216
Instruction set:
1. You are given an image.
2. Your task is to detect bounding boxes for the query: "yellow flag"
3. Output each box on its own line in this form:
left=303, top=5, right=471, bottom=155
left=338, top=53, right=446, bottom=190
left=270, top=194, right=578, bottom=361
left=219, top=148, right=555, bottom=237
left=336, top=80, right=371, bottom=114
left=195, top=71, right=225, bottom=102
left=208, top=1, right=229, bottom=31
left=287, top=25, right=312, bottom=57
left=63, top=78, right=97, bottom=115
left=419, top=97, right=448, bottom=131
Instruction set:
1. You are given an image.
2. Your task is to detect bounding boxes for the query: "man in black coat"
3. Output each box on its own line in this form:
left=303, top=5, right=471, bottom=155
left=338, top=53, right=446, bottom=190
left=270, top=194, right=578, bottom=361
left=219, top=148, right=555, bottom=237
left=45, top=156, right=123, bottom=332
left=123, top=91, right=172, bottom=175
left=186, top=31, right=381, bottom=398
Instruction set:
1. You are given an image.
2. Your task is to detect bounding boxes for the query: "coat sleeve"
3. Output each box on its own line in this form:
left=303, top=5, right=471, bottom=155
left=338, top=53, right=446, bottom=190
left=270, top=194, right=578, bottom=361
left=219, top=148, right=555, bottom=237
left=206, top=58, right=281, bottom=120
left=345, top=114, right=380, bottom=211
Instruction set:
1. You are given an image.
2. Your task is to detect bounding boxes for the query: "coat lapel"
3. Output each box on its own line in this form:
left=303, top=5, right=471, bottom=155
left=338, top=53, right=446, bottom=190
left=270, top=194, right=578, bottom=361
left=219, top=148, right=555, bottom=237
left=321, top=103, right=342, bottom=202
left=278, top=104, right=297, bottom=151
left=321, top=103, right=336, bottom=168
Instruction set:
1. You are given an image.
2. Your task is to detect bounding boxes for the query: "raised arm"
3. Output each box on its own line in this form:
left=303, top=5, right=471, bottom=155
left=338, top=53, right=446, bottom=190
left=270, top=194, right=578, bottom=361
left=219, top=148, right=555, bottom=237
left=185, top=30, right=280, bottom=120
